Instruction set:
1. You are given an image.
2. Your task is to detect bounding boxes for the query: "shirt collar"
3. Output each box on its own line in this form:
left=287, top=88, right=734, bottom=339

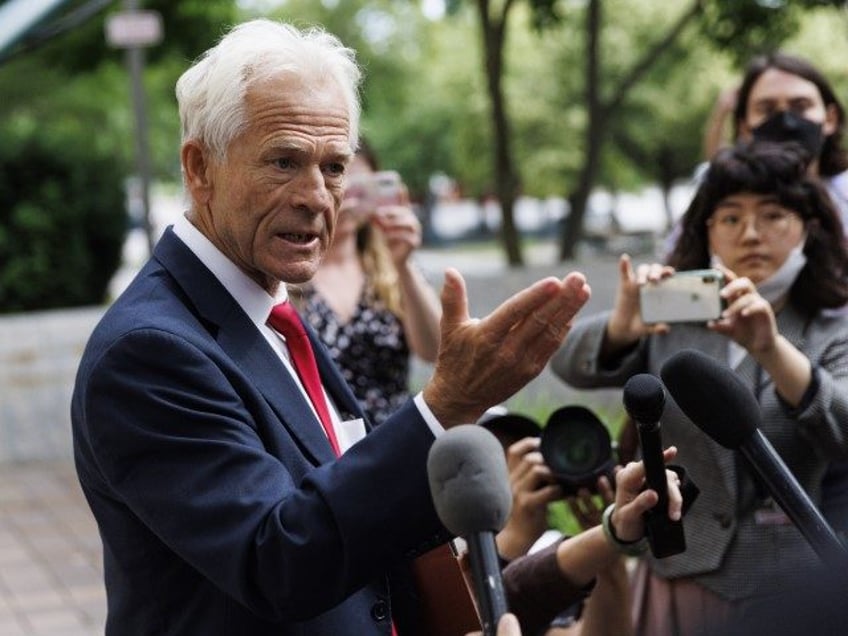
left=172, top=214, right=288, bottom=326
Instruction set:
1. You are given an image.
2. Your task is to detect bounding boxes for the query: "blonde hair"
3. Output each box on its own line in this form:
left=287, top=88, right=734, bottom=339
left=358, top=224, right=404, bottom=319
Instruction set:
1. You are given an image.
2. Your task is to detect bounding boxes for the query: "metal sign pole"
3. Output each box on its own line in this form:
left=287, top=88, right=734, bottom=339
left=105, top=1, right=162, bottom=256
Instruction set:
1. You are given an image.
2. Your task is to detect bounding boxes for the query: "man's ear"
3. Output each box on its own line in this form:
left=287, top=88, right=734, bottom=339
left=182, top=140, right=213, bottom=205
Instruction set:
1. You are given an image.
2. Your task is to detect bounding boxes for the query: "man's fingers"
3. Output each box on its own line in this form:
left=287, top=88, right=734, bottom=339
left=506, top=274, right=591, bottom=352
left=439, top=268, right=470, bottom=330
left=536, top=273, right=592, bottom=335
left=484, top=276, right=564, bottom=340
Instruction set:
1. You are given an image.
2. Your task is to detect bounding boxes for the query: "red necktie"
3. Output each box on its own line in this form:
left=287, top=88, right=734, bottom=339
left=271, top=303, right=400, bottom=634
left=268, top=302, right=341, bottom=457
left=271, top=304, right=399, bottom=634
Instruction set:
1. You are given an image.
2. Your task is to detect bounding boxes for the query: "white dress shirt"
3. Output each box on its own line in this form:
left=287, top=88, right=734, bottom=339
left=171, top=214, right=443, bottom=448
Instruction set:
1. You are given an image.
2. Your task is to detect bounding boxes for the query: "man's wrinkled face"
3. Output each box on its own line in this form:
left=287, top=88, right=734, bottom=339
left=200, top=75, right=352, bottom=291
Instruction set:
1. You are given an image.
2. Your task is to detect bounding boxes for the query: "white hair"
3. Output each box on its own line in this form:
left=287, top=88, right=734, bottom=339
left=175, top=19, right=362, bottom=160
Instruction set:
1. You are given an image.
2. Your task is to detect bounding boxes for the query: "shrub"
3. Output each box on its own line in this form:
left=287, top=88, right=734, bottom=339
left=0, top=130, right=128, bottom=313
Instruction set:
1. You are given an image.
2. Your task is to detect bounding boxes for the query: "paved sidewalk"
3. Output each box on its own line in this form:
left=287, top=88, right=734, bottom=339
left=0, top=461, right=104, bottom=635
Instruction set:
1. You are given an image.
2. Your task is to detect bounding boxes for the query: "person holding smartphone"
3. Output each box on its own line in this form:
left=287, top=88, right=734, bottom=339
left=550, top=141, right=848, bottom=636
left=289, top=139, right=441, bottom=426
left=671, top=51, right=848, bottom=543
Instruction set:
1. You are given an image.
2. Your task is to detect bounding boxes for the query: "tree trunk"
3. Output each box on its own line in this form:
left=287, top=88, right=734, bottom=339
left=558, top=0, right=703, bottom=262
left=559, top=0, right=603, bottom=261
left=477, top=0, right=523, bottom=266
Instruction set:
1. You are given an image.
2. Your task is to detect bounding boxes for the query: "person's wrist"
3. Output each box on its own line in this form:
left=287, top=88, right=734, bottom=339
left=495, top=528, right=531, bottom=562
left=602, top=504, right=648, bottom=556
left=422, top=380, right=477, bottom=429
left=604, top=316, right=639, bottom=349
left=394, top=257, right=415, bottom=276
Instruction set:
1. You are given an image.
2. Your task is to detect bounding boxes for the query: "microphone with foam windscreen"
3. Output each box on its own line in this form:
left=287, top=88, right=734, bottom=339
left=623, top=373, right=687, bottom=558
left=661, top=349, right=848, bottom=566
left=427, top=425, right=512, bottom=636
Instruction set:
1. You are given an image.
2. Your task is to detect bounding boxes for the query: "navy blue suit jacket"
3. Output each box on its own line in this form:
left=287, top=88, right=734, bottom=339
left=72, top=228, right=450, bottom=635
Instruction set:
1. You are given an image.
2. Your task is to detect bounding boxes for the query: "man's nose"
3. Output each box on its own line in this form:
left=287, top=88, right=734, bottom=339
left=292, top=167, right=333, bottom=213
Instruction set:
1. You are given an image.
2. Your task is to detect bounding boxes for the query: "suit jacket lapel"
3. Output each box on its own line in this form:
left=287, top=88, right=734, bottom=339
left=153, top=228, right=338, bottom=464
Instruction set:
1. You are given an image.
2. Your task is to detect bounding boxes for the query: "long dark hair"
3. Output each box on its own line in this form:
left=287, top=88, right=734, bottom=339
left=668, top=141, right=848, bottom=312
left=732, top=52, right=848, bottom=177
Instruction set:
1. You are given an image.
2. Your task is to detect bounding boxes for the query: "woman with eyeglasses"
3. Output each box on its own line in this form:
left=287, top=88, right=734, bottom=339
left=550, top=141, right=848, bottom=636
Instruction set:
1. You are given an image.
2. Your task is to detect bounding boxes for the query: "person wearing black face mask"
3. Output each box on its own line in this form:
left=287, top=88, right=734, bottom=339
left=751, top=110, right=825, bottom=163
left=702, top=52, right=848, bottom=231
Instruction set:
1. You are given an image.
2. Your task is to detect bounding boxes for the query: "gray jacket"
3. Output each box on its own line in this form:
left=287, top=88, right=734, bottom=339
left=551, top=304, right=848, bottom=600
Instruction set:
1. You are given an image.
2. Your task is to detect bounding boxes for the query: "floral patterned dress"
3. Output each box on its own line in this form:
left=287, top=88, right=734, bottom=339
left=301, top=283, right=410, bottom=426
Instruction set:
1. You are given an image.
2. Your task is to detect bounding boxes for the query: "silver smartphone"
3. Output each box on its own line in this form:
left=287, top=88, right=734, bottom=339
left=639, top=269, right=724, bottom=324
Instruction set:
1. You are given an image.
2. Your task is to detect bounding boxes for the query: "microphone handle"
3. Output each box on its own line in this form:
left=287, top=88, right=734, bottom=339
left=742, top=430, right=848, bottom=567
left=637, top=420, right=687, bottom=557
left=466, top=532, right=509, bottom=636
left=638, top=421, right=669, bottom=509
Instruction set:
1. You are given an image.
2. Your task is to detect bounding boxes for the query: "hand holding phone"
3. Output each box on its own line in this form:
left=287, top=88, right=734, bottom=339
left=639, top=270, right=725, bottom=324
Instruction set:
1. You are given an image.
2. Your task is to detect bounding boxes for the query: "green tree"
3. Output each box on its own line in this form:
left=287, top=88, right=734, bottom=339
left=0, top=0, right=241, bottom=311
left=3, top=0, right=238, bottom=70
left=0, top=129, right=127, bottom=312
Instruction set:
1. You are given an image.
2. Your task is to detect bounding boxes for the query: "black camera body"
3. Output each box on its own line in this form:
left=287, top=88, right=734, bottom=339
left=478, top=405, right=617, bottom=497
left=539, top=406, right=617, bottom=496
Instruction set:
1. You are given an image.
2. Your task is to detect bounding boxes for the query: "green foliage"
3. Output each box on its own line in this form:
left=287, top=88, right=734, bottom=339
left=699, top=0, right=847, bottom=67
left=0, top=129, right=128, bottom=313
left=699, top=0, right=800, bottom=65
left=13, top=0, right=239, bottom=74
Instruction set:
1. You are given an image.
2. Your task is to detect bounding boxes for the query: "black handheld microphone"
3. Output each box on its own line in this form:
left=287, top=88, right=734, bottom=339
left=427, top=425, right=512, bottom=636
left=623, top=373, right=687, bottom=558
left=661, top=349, right=848, bottom=567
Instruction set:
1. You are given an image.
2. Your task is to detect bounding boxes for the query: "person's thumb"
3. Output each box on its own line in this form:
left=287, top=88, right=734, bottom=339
left=497, top=613, right=522, bottom=635
left=440, top=268, right=469, bottom=331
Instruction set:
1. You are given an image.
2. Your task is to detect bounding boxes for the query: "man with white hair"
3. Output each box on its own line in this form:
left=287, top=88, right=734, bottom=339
left=71, top=19, right=591, bottom=635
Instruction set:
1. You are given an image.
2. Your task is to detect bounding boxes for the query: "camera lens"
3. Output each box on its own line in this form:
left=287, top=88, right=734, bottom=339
left=476, top=411, right=541, bottom=450
left=540, top=406, right=614, bottom=495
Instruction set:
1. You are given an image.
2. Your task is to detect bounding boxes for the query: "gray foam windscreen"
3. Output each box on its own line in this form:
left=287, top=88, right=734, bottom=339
left=427, top=424, right=513, bottom=537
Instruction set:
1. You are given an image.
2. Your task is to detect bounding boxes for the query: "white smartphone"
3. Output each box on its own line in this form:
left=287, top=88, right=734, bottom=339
left=639, top=269, right=725, bottom=324
left=345, top=171, right=403, bottom=210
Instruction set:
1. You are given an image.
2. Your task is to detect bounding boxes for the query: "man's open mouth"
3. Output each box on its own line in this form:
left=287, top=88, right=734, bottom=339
left=281, top=233, right=315, bottom=244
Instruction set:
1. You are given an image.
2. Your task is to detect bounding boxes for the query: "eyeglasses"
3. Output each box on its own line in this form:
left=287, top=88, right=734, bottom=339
left=706, top=208, right=801, bottom=240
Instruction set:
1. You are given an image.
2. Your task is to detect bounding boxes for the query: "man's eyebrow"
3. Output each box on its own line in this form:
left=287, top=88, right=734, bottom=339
left=334, top=149, right=354, bottom=164
left=268, top=141, right=352, bottom=162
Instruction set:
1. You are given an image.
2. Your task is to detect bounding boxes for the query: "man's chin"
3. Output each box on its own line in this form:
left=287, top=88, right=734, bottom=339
left=277, top=263, right=320, bottom=286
